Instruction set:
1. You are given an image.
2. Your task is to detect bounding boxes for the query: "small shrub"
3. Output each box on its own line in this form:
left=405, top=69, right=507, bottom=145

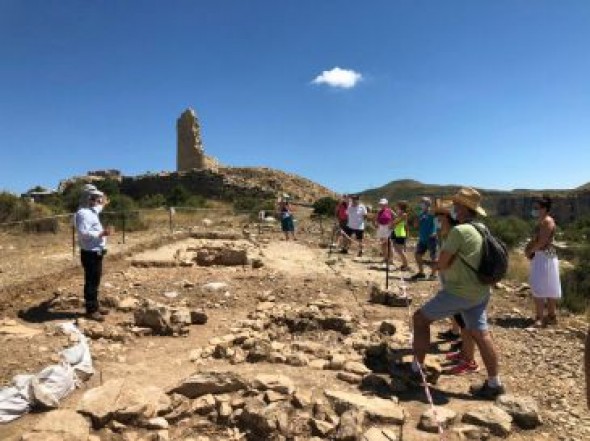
left=506, top=252, right=530, bottom=284
left=166, top=185, right=191, bottom=207
left=102, top=195, right=146, bottom=232
left=485, top=216, right=532, bottom=249
left=561, top=245, right=590, bottom=313
left=139, top=194, right=167, bottom=209
left=312, top=197, right=338, bottom=217
left=185, top=195, right=207, bottom=208
left=233, top=197, right=275, bottom=213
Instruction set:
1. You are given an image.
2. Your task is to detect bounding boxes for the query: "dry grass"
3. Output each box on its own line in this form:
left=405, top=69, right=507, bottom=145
left=506, top=251, right=530, bottom=284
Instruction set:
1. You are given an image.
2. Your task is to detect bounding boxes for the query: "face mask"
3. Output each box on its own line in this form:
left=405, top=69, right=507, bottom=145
left=93, top=204, right=104, bottom=214
left=450, top=207, right=458, bottom=221
left=531, top=209, right=539, bottom=218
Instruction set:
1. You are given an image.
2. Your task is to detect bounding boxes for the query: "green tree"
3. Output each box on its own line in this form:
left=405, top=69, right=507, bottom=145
left=166, top=185, right=191, bottom=207
left=312, top=197, right=338, bottom=217
left=95, top=178, right=121, bottom=196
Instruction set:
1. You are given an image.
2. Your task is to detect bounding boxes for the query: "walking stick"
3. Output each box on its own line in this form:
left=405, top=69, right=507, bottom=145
left=385, top=237, right=391, bottom=289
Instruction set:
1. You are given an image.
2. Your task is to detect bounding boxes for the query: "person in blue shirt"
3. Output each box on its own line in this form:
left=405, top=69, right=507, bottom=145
left=74, top=187, right=111, bottom=321
left=410, top=197, right=438, bottom=281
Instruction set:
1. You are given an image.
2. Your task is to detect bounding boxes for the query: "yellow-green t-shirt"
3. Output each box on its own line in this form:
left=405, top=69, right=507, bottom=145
left=394, top=220, right=406, bottom=238
left=440, top=223, right=490, bottom=300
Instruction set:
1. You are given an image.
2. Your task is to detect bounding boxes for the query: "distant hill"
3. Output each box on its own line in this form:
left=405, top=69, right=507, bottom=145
left=358, top=178, right=590, bottom=224
left=359, top=178, right=587, bottom=205
left=360, top=179, right=483, bottom=204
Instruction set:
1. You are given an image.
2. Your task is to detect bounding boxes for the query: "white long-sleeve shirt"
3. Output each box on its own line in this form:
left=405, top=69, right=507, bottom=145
left=74, top=207, right=106, bottom=252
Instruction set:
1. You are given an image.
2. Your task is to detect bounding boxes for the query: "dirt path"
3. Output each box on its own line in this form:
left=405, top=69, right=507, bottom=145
left=0, top=236, right=588, bottom=441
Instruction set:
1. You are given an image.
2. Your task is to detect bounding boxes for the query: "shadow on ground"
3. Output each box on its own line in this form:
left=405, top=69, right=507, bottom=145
left=18, top=298, right=82, bottom=323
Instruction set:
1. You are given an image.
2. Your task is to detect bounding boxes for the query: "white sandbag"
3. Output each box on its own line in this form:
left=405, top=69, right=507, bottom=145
left=0, top=322, right=93, bottom=424
left=30, top=364, right=76, bottom=409
left=59, top=322, right=94, bottom=378
left=0, top=375, right=33, bottom=423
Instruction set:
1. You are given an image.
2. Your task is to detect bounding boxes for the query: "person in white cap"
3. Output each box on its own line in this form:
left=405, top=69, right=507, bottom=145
left=375, top=198, right=394, bottom=264
left=74, top=187, right=111, bottom=321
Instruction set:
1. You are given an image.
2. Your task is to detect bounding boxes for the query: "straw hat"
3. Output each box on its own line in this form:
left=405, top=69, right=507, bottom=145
left=433, top=199, right=453, bottom=215
left=451, top=187, right=487, bottom=217
left=378, top=198, right=388, bottom=205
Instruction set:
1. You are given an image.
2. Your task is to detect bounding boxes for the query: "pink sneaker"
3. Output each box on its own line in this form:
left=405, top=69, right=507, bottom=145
left=448, top=360, right=479, bottom=375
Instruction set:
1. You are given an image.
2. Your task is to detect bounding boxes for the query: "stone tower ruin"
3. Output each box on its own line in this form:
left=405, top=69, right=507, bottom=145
left=176, top=108, right=205, bottom=172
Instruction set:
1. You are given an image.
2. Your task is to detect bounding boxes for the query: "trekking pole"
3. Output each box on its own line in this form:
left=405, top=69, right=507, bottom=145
left=385, top=237, right=391, bottom=289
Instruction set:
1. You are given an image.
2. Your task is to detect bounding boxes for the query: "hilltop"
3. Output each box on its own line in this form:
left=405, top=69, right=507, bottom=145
left=358, top=179, right=590, bottom=224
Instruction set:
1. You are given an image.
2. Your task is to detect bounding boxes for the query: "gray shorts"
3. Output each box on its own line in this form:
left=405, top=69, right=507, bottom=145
left=420, top=290, right=490, bottom=331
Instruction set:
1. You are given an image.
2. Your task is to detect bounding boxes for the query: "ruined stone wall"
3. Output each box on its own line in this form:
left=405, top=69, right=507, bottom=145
left=119, top=170, right=275, bottom=202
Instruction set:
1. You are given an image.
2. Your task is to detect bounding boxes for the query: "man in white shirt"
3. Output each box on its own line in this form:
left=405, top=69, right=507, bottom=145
left=341, top=195, right=367, bottom=257
left=74, top=188, right=111, bottom=321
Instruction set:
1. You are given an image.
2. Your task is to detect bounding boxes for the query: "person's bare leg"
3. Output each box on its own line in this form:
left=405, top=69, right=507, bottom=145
left=415, top=252, right=424, bottom=274
left=470, top=330, right=499, bottom=377
left=547, top=298, right=557, bottom=317
left=533, top=297, right=545, bottom=325
left=395, top=244, right=408, bottom=267
left=381, top=240, right=387, bottom=261
left=460, top=329, right=475, bottom=361
left=412, top=311, right=432, bottom=364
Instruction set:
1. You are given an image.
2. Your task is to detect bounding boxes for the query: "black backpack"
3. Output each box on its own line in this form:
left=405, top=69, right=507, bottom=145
left=460, top=222, right=509, bottom=285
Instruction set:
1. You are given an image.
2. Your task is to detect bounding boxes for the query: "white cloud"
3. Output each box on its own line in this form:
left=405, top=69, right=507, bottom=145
left=311, top=67, right=363, bottom=89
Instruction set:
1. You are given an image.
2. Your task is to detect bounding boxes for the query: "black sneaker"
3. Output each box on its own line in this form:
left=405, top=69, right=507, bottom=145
left=438, top=329, right=461, bottom=341
left=470, top=381, right=506, bottom=400
left=409, top=272, right=426, bottom=281
left=340, top=249, right=349, bottom=254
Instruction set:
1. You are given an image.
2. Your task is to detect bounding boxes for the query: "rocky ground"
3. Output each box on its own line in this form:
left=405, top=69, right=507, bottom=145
left=0, top=226, right=588, bottom=441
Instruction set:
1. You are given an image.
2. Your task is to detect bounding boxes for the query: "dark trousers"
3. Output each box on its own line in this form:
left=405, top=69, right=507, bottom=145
left=81, top=250, right=103, bottom=313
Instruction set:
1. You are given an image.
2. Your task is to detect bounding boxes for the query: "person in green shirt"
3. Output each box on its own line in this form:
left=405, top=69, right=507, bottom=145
left=411, top=187, right=505, bottom=399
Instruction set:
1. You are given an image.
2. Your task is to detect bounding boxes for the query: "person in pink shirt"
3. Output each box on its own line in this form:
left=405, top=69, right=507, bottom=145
left=375, top=198, right=394, bottom=264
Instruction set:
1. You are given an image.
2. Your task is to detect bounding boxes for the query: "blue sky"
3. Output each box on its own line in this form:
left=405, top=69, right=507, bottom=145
left=1, top=0, right=589, bottom=194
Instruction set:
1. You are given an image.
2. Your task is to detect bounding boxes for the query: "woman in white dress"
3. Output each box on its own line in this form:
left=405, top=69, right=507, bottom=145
left=525, top=196, right=561, bottom=327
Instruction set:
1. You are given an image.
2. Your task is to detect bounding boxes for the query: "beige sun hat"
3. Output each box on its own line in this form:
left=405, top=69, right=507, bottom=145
left=451, top=187, right=487, bottom=216
left=433, top=199, right=453, bottom=215
left=378, top=198, right=388, bottom=205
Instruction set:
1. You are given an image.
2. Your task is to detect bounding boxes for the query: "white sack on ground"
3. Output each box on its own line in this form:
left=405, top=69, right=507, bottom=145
left=0, top=322, right=93, bottom=423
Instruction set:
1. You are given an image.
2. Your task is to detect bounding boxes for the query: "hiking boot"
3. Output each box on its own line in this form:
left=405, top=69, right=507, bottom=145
left=427, top=273, right=438, bottom=281
left=448, top=360, right=479, bottom=375
left=409, top=272, right=426, bottom=281
left=86, top=311, right=105, bottom=322
left=470, top=381, right=506, bottom=400
left=438, top=329, right=461, bottom=341
left=340, top=249, right=349, bottom=254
